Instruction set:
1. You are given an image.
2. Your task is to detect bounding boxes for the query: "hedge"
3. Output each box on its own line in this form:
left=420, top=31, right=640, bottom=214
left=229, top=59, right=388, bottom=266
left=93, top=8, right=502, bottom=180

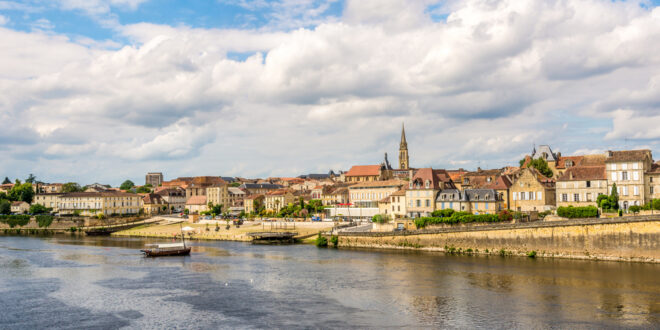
left=415, top=212, right=502, bottom=228
left=36, top=215, right=54, bottom=228
left=556, top=206, right=598, bottom=218
left=0, top=214, right=31, bottom=228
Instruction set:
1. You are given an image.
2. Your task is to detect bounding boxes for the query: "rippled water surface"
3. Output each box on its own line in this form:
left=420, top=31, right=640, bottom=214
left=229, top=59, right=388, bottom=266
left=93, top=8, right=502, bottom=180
left=0, top=235, right=659, bottom=329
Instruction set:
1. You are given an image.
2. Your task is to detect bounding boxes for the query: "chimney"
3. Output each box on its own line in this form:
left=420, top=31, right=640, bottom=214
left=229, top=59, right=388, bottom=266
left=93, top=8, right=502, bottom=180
left=557, top=152, right=561, bottom=159
left=569, top=171, right=573, bottom=180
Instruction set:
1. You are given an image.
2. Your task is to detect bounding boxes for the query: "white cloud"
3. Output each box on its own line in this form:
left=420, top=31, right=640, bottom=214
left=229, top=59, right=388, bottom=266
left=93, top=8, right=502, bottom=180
left=1, top=0, right=660, bottom=184
left=0, top=15, right=9, bottom=26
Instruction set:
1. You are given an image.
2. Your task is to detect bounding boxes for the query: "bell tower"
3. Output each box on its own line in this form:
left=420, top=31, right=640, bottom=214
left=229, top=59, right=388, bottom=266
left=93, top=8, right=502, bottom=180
left=399, top=123, right=409, bottom=170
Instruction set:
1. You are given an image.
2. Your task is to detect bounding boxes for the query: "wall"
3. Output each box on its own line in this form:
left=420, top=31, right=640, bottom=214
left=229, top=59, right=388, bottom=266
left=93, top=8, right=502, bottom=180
left=337, top=216, right=660, bottom=263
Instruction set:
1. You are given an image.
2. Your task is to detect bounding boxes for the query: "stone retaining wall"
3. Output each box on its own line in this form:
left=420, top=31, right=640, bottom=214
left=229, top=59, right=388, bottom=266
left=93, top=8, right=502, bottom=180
left=337, top=216, right=660, bottom=262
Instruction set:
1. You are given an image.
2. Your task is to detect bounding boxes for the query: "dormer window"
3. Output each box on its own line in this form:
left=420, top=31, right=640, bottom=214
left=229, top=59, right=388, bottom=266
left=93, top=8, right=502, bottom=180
left=566, top=160, right=573, bottom=167
left=463, top=178, right=469, bottom=184
left=425, top=180, right=430, bottom=189
left=487, top=177, right=492, bottom=182
left=409, top=182, right=413, bottom=189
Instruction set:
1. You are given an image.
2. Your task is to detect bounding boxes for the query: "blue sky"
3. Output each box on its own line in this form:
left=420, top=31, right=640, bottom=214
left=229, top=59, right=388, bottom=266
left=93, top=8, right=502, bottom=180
left=1, top=0, right=660, bottom=186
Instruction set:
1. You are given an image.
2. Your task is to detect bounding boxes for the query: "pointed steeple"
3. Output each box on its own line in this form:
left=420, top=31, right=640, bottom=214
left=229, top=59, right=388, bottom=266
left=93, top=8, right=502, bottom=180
left=399, top=123, right=409, bottom=170
left=400, top=123, right=407, bottom=149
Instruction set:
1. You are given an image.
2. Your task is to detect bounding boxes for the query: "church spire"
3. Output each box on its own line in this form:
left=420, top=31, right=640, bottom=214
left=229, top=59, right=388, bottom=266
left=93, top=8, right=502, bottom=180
left=399, top=123, right=409, bottom=170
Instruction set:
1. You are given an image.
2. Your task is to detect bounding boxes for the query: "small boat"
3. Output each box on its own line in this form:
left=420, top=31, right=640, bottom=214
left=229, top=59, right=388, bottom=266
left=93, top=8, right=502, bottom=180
left=141, top=223, right=191, bottom=257
left=141, top=243, right=191, bottom=257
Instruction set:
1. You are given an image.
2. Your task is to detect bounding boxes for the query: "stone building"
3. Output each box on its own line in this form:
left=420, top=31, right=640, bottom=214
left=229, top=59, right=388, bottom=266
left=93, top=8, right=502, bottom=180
left=605, top=149, right=653, bottom=209
left=156, top=187, right=186, bottom=213
left=142, top=193, right=168, bottom=215
left=509, top=167, right=556, bottom=212
left=206, top=184, right=230, bottom=212
left=32, top=193, right=64, bottom=212
left=244, top=194, right=265, bottom=214
left=145, top=172, right=163, bottom=187
left=556, top=166, right=608, bottom=207
left=647, top=162, right=660, bottom=201
left=10, top=201, right=29, bottom=214
left=399, top=124, right=409, bottom=170
left=58, top=191, right=141, bottom=216
left=344, top=165, right=391, bottom=183
left=185, top=195, right=208, bottom=214
left=348, top=180, right=406, bottom=208
left=264, top=189, right=295, bottom=213
left=406, top=168, right=455, bottom=218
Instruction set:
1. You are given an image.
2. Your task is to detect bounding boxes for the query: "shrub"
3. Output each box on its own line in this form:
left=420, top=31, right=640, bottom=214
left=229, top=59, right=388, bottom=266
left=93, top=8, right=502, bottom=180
left=618, top=209, right=623, bottom=217
left=628, top=205, right=642, bottom=214
left=330, top=235, right=339, bottom=248
left=36, top=215, right=53, bottom=228
left=497, top=210, right=513, bottom=222
left=315, top=233, right=328, bottom=247
left=29, top=204, right=52, bottom=215
left=557, top=206, right=598, bottom=218
left=527, top=251, right=537, bottom=258
left=414, top=212, right=502, bottom=228
left=431, top=209, right=455, bottom=218
left=372, top=214, right=389, bottom=224
left=652, top=199, right=660, bottom=211
left=0, top=215, right=30, bottom=228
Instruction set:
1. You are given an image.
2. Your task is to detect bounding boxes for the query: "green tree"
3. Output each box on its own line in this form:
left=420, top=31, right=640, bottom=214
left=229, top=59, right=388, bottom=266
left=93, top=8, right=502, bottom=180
left=608, top=183, right=619, bottom=210
left=0, top=200, right=10, bottom=214
left=62, top=182, right=83, bottom=193
left=210, top=203, right=224, bottom=215
left=135, top=186, right=151, bottom=193
left=230, top=182, right=241, bottom=187
left=528, top=158, right=553, bottom=178
left=2, top=177, right=10, bottom=184
left=29, top=203, right=52, bottom=214
left=519, top=158, right=526, bottom=167
left=120, top=180, right=135, bottom=190
left=9, top=182, right=34, bottom=204
left=652, top=199, right=660, bottom=211
left=25, top=174, right=36, bottom=184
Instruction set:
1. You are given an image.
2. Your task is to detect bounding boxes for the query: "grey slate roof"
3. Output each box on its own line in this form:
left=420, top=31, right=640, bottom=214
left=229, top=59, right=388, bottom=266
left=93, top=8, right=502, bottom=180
left=435, top=189, right=498, bottom=202
left=239, top=183, right=284, bottom=190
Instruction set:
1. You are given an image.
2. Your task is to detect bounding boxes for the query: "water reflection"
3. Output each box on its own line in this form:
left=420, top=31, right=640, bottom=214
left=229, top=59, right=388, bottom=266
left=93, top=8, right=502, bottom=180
left=0, top=235, right=658, bottom=329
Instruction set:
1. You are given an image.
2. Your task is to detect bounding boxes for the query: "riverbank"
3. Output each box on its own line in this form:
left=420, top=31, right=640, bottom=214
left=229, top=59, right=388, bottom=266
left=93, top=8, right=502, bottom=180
left=335, top=215, right=660, bottom=263
left=112, top=221, right=335, bottom=242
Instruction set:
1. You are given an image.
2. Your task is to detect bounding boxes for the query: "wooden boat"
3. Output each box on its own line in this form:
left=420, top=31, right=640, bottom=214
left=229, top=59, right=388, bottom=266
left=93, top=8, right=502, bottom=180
left=141, top=222, right=190, bottom=257
left=141, top=243, right=191, bottom=257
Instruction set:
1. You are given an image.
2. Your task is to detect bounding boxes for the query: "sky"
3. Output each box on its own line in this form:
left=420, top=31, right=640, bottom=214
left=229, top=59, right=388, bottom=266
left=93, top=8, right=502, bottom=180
left=1, top=0, right=660, bottom=186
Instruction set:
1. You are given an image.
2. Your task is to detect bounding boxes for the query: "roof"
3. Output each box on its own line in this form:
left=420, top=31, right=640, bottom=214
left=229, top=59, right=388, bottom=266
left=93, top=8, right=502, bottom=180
left=244, top=194, right=264, bottom=200
left=345, top=165, right=381, bottom=177
left=61, top=191, right=138, bottom=198
left=298, top=173, right=331, bottom=179
left=447, top=169, right=468, bottom=182
left=11, top=201, right=27, bottom=206
left=143, top=193, right=166, bottom=205
left=648, top=162, right=660, bottom=174
left=239, top=183, right=284, bottom=190
left=390, top=188, right=407, bottom=196
left=605, top=149, right=652, bottom=163
left=555, top=156, right=584, bottom=169
left=266, top=189, right=293, bottom=196
left=531, top=145, right=558, bottom=162
left=185, top=195, right=207, bottom=205
left=483, top=175, right=512, bottom=190
left=349, top=179, right=406, bottom=189
left=464, top=189, right=499, bottom=202
left=155, top=187, right=185, bottom=196
left=557, top=166, right=606, bottom=181
left=436, top=189, right=466, bottom=202
left=410, top=168, right=454, bottom=190
left=227, top=187, right=245, bottom=195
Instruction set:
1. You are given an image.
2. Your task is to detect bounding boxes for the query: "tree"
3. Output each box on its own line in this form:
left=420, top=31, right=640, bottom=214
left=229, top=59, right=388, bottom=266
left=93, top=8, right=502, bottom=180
left=210, top=203, right=224, bottom=215
left=0, top=200, right=10, bottom=214
left=2, top=177, right=10, bottom=184
left=62, top=182, right=83, bottom=193
left=519, top=158, right=526, bottom=167
left=609, top=183, right=619, bottom=210
left=135, top=186, right=151, bottom=193
left=25, top=174, right=36, bottom=184
left=652, top=199, right=660, bottom=211
left=230, top=182, right=241, bottom=187
left=9, top=182, right=34, bottom=204
left=29, top=203, right=52, bottom=214
left=528, top=158, right=553, bottom=178
left=120, top=180, right=135, bottom=190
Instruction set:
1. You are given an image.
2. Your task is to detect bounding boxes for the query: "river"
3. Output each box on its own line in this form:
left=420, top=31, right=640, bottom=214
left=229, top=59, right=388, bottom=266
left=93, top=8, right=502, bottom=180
left=0, top=235, right=658, bottom=329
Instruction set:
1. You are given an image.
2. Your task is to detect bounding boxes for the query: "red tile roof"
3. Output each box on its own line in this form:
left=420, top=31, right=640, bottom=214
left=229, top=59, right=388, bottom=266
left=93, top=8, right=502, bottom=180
left=186, top=195, right=207, bottom=205
left=557, top=166, right=606, bottom=181
left=345, top=165, right=381, bottom=177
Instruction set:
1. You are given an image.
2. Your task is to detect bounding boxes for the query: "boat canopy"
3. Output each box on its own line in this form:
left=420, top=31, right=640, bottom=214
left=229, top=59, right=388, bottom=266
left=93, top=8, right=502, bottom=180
left=144, top=243, right=185, bottom=248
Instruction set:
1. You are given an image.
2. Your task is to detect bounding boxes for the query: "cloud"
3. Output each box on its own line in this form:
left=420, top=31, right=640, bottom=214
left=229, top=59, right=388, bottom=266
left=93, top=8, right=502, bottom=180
left=0, top=15, right=9, bottom=26
left=1, top=0, right=660, bottom=184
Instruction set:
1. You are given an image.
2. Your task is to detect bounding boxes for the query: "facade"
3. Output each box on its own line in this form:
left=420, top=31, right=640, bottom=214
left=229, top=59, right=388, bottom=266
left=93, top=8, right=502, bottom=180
left=605, top=150, right=654, bottom=209
left=556, top=166, right=608, bottom=207
left=11, top=201, right=29, bottom=214
left=58, top=192, right=141, bottom=216
left=436, top=189, right=469, bottom=212
left=510, top=168, right=556, bottom=212
left=206, top=184, right=230, bottom=211
left=406, top=168, right=455, bottom=218
left=264, top=189, right=295, bottom=213
left=156, top=187, right=186, bottom=212
left=464, top=189, right=504, bottom=214
left=185, top=176, right=226, bottom=198
left=384, top=188, right=407, bottom=218
left=484, top=175, right=513, bottom=210
left=142, top=193, right=168, bottom=215
left=344, top=165, right=390, bottom=183
left=185, top=195, right=208, bottom=214
left=244, top=194, right=265, bottom=214
left=32, top=193, right=64, bottom=212
left=239, top=183, right=284, bottom=195
left=145, top=172, right=164, bottom=187
left=228, top=187, right=246, bottom=207
left=38, top=183, right=63, bottom=194
left=647, top=162, right=660, bottom=200
left=399, top=124, right=409, bottom=170
left=349, top=180, right=406, bottom=208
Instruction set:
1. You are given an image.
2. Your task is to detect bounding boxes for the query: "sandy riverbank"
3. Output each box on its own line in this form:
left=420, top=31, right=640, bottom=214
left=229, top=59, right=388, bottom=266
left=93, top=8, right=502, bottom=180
left=112, top=221, right=335, bottom=241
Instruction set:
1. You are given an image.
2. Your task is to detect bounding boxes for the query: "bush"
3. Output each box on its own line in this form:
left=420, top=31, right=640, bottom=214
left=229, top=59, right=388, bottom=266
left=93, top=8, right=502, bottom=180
left=618, top=209, right=623, bottom=217
left=36, top=215, right=53, bottom=228
left=652, top=199, right=660, bottom=211
left=29, top=204, right=52, bottom=215
left=527, top=251, right=537, bottom=258
left=315, top=233, right=328, bottom=247
left=330, top=235, right=338, bottom=248
left=628, top=205, right=642, bottom=214
left=431, top=209, right=455, bottom=218
left=372, top=214, right=388, bottom=224
left=415, top=212, right=502, bottom=228
left=557, top=206, right=598, bottom=218
left=497, top=210, right=513, bottom=222
left=0, top=214, right=30, bottom=228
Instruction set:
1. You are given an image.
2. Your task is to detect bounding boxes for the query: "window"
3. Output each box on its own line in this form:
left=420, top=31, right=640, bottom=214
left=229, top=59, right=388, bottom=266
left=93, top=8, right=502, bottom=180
left=586, top=181, right=591, bottom=188
left=574, top=182, right=578, bottom=189
left=441, top=202, right=445, bottom=209
left=622, top=172, right=628, bottom=180
left=622, top=163, right=628, bottom=170
left=651, top=187, right=654, bottom=194
left=425, top=180, right=430, bottom=189
left=634, top=186, right=639, bottom=196
left=623, top=186, right=628, bottom=196
left=611, top=172, right=617, bottom=181
left=611, top=164, right=616, bottom=170
left=562, top=182, right=566, bottom=188
left=449, top=202, right=453, bottom=209
left=416, top=200, right=421, bottom=207
left=538, top=191, right=542, bottom=200
left=425, top=200, right=430, bottom=207
left=520, top=192, right=526, bottom=200
left=485, top=202, right=489, bottom=210
left=574, top=194, right=579, bottom=202
left=474, top=202, right=479, bottom=209
left=562, top=194, right=568, bottom=202
left=409, top=200, right=413, bottom=207
left=633, top=172, right=639, bottom=181
left=651, top=177, right=654, bottom=183
left=633, top=163, right=639, bottom=169
left=530, top=192, right=535, bottom=200
left=512, top=192, right=517, bottom=200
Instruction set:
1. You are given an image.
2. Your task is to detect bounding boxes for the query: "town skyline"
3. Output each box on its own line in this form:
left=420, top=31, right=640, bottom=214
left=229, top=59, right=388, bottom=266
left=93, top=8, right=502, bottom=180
left=2, top=0, right=660, bottom=185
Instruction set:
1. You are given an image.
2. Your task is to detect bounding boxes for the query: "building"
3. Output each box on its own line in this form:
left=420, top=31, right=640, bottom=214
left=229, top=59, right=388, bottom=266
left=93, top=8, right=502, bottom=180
left=510, top=167, right=556, bottom=212
left=185, top=176, right=226, bottom=198
left=244, top=194, right=265, bottom=214
left=483, top=175, right=513, bottom=210
left=32, top=193, right=64, bottom=212
left=464, top=189, right=504, bottom=214
left=185, top=195, right=208, bottom=214
left=556, top=166, right=608, bottom=207
left=348, top=180, right=406, bottom=208
left=647, top=162, right=660, bottom=200
left=264, top=189, right=296, bottom=213
left=142, top=193, right=168, bottom=215
left=58, top=191, right=141, bottom=216
left=399, top=123, right=409, bottom=170
left=344, top=165, right=391, bottom=183
left=239, top=183, right=284, bottom=195
left=228, top=187, right=246, bottom=207
left=0, top=183, right=14, bottom=194
left=406, top=168, right=455, bottom=218
left=85, top=183, right=111, bottom=192
left=10, top=201, right=29, bottom=214
left=156, top=187, right=186, bottom=212
left=145, top=172, right=164, bottom=187
left=206, top=184, right=230, bottom=211
left=605, top=150, right=654, bottom=210
left=435, top=189, right=469, bottom=212
left=38, top=183, right=63, bottom=194
left=382, top=188, right=407, bottom=218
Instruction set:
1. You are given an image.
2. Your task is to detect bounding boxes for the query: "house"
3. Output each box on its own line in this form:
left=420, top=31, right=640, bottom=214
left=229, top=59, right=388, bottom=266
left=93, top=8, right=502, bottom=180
left=605, top=149, right=654, bottom=210
left=0, top=183, right=14, bottom=194
left=405, top=168, right=455, bottom=218
left=58, top=191, right=141, bottom=216
left=382, top=188, right=407, bottom=218
left=324, top=186, right=350, bottom=206
left=239, top=183, right=284, bottom=195
left=206, top=183, right=230, bottom=212
left=349, top=180, right=406, bottom=208
left=38, top=183, right=64, bottom=194
left=185, top=195, right=208, bottom=214
left=32, top=193, right=64, bottom=212
left=344, top=165, right=391, bottom=183
left=228, top=187, right=246, bottom=207
left=647, top=162, right=660, bottom=200
left=435, top=189, right=469, bottom=212
left=142, top=193, right=168, bottom=215
left=510, top=167, right=556, bottom=212
left=556, top=166, right=608, bottom=207
left=244, top=194, right=265, bottom=214
left=264, top=189, right=295, bottom=213
left=145, top=172, right=163, bottom=187
left=185, top=176, right=226, bottom=198
left=156, top=187, right=186, bottom=212
left=464, top=189, right=504, bottom=214
left=483, top=175, right=513, bottom=210
left=10, top=201, right=29, bottom=214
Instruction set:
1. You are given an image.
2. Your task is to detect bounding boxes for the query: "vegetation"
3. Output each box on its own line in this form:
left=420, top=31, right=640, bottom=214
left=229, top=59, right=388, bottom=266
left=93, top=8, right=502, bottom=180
left=0, top=215, right=30, bottom=228
left=36, top=215, right=53, bottom=228
left=135, top=185, right=152, bottom=193
left=557, top=206, right=598, bottom=218
left=8, top=181, right=34, bottom=204
left=497, top=210, right=513, bottom=222
left=431, top=209, right=455, bottom=217
left=230, top=182, right=241, bottom=187
left=61, top=182, right=83, bottom=193
left=414, top=211, right=503, bottom=228
left=527, top=250, right=537, bottom=258
left=599, top=183, right=620, bottom=211
left=525, top=157, right=553, bottom=178
left=315, top=233, right=328, bottom=247
left=371, top=214, right=390, bottom=224
left=628, top=205, right=642, bottom=214
left=0, top=199, right=10, bottom=214
left=29, top=203, right=52, bottom=215
left=330, top=235, right=339, bottom=248
left=2, top=177, right=10, bottom=184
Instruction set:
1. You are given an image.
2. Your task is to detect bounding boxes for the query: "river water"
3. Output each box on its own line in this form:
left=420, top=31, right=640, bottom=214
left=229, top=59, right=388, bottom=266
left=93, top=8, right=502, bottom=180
left=0, top=235, right=658, bottom=329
